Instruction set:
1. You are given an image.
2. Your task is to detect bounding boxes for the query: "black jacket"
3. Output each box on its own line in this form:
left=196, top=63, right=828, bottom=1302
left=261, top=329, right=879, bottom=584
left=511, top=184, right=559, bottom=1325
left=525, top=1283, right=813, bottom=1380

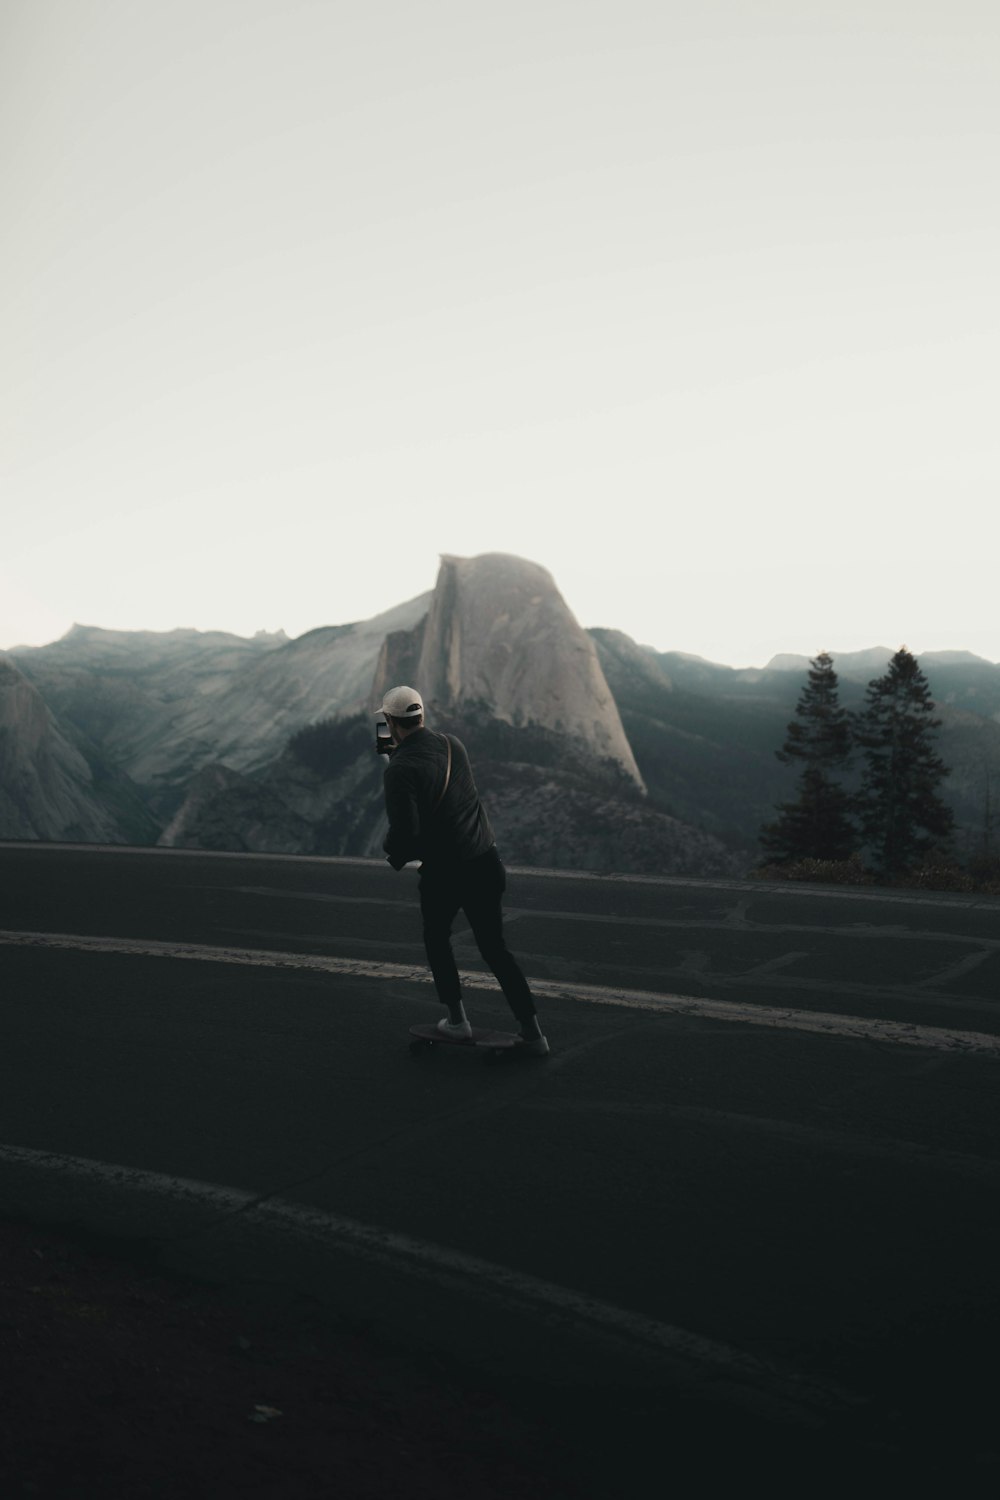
left=382, top=728, right=495, bottom=871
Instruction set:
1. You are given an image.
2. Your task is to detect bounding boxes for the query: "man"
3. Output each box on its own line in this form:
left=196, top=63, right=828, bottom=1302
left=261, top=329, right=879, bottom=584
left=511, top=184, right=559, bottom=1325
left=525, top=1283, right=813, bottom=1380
left=379, top=685, right=548, bottom=1054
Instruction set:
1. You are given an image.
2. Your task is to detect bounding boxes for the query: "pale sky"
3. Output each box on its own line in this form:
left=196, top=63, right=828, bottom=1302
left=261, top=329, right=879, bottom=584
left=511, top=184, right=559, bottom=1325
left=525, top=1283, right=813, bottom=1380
left=3, top=0, right=998, bottom=667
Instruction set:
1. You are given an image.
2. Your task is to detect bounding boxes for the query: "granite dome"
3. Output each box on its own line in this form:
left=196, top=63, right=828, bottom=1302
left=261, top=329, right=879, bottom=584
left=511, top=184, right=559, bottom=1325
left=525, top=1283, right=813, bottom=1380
left=376, top=554, right=644, bottom=789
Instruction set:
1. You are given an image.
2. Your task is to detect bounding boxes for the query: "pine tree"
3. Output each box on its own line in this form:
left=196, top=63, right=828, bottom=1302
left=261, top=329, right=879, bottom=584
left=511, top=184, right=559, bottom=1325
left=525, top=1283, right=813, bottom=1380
left=760, top=652, right=856, bottom=863
left=854, top=648, right=954, bottom=874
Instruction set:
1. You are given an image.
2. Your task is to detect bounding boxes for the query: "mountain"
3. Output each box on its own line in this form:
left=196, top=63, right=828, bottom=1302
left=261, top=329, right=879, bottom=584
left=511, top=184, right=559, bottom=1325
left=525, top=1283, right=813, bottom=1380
left=8, top=557, right=999, bottom=874
left=11, top=624, right=289, bottom=792
left=582, top=629, right=673, bottom=697
left=14, top=597, right=431, bottom=816
left=592, top=634, right=1000, bottom=862
left=124, top=590, right=433, bottom=795
left=160, top=709, right=744, bottom=876
left=159, top=556, right=741, bottom=875
left=0, top=652, right=157, bottom=843
left=590, top=630, right=803, bottom=850
left=373, top=555, right=644, bottom=788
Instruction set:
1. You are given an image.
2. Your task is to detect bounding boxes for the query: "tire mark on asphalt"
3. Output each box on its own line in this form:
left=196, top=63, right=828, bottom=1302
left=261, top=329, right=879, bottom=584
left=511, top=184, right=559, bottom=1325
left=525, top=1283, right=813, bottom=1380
left=220, top=885, right=414, bottom=909
left=216, top=1021, right=647, bottom=1212
left=738, top=951, right=810, bottom=979
left=915, top=948, right=993, bottom=988
left=518, top=1100, right=1000, bottom=1185
left=212, top=885, right=1000, bottom=950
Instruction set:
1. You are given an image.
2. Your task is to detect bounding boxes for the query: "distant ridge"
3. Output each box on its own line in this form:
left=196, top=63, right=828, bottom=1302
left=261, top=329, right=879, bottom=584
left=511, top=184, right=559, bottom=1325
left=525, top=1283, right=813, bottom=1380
left=14, top=593, right=433, bottom=796
left=764, top=647, right=895, bottom=677
left=764, top=648, right=997, bottom=678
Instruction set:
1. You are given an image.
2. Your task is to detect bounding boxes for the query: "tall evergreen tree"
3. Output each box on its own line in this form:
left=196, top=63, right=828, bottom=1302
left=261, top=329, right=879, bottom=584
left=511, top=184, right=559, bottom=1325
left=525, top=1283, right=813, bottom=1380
left=760, top=652, right=856, bottom=862
left=854, top=647, right=954, bottom=873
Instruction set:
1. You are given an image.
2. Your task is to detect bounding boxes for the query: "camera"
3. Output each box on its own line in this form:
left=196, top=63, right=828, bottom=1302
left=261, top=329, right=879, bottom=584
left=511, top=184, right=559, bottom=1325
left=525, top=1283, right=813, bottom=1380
left=376, top=720, right=395, bottom=756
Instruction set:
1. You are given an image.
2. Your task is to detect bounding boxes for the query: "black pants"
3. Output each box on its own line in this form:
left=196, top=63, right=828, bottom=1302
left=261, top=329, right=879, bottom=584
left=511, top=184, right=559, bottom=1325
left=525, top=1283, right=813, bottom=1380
left=418, top=847, right=537, bottom=1025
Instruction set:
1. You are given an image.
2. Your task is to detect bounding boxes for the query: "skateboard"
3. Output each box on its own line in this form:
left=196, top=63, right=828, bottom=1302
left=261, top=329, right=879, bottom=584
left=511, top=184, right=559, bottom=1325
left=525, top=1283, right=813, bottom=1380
left=408, top=1023, right=521, bottom=1062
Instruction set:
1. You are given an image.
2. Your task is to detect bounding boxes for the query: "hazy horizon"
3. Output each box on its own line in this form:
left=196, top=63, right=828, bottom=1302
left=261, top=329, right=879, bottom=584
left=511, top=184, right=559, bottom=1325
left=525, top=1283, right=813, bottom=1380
left=4, top=577, right=997, bottom=674
left=4, top=2, right=998, bottom=668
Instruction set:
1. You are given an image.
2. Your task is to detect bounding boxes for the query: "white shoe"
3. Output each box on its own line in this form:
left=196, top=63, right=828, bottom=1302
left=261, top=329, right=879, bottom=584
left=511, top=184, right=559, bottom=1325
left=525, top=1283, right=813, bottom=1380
left=516, top=1034, right=550, bottom=1056
left=436, top=1016, right=472, bottom=1039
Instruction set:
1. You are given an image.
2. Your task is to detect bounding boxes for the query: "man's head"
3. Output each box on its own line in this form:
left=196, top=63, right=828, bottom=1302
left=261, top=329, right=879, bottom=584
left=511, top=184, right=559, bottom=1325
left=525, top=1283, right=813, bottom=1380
left=380, top=685, right=424, bottom=742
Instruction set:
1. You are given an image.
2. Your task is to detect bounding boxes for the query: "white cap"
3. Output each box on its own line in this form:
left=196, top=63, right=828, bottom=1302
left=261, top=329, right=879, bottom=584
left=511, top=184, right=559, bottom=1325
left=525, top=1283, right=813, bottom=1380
left=380, top=685, right=424, bottom=720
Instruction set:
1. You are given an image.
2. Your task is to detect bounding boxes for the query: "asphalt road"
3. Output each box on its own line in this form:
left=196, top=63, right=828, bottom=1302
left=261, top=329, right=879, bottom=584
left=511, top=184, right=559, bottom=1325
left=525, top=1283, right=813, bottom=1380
left=2, top=843, right=999, bottom=1485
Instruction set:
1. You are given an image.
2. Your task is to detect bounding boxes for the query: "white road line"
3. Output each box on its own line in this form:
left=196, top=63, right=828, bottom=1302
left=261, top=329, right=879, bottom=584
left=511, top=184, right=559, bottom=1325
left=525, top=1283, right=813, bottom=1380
left=2, top=928, right=999, bottom=1055
left=0, top=1141, right=849, bottom=1420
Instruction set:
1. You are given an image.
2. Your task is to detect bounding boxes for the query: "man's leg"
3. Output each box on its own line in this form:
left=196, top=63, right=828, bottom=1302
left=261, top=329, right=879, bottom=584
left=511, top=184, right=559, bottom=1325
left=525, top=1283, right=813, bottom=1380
left=418, top=869, right=468, bottom=1025
left=461, top=852, right=542, bottom=1039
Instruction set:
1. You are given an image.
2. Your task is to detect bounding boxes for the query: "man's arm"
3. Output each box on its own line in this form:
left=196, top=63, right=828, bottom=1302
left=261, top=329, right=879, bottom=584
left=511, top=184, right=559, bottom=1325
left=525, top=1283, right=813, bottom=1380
left=382, top=761, right=422, bottom=870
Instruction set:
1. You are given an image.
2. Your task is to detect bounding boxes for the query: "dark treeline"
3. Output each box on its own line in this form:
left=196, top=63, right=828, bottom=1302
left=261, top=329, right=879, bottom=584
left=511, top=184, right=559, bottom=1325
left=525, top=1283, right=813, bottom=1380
left=759, top=648, right=1000, bottom=889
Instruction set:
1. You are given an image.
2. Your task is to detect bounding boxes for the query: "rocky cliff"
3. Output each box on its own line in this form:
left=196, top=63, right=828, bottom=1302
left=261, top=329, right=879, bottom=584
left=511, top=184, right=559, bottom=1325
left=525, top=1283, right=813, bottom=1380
left=15, top=597, right=431, bottom=812
left=155, top=553, right=752, bottom=874
left=0, top=653, right=157, bottom=843
left=11, top=625, right=289, bottom=789
left=373, top=554, right=644, bottom=789
left=125, top=590, right=432, bottom=793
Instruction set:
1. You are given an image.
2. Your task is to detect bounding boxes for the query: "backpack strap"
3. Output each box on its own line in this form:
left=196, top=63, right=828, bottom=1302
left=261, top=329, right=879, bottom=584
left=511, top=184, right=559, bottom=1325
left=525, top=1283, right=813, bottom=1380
left=433, top=733, right=452, bottom=811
